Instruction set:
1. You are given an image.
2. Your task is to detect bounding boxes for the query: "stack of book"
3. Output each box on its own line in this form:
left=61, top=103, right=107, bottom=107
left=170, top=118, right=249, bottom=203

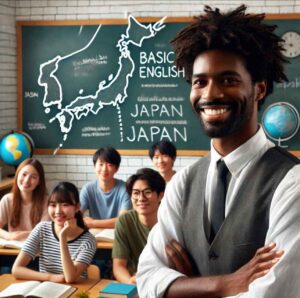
left=98, top=282, right=138, bottom=298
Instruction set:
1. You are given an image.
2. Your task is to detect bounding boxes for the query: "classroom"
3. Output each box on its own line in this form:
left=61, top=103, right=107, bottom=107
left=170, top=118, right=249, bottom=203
left=0, top=0, right=299, bottom=188
left=1, top=0, right=300, bottom=297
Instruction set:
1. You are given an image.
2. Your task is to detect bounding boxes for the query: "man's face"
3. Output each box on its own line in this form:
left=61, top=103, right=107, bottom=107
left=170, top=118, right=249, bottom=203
left=152, top=149, right=174, bottom=176
left=131, top=179, right=162, bottom=217
left=94, top=159, right=118, bottom=182
left=190, top=50, right=264, bottom=139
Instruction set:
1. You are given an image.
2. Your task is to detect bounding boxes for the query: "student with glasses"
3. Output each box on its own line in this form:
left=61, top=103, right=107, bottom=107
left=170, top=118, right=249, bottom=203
left=112, top=168, right=165, bottom=284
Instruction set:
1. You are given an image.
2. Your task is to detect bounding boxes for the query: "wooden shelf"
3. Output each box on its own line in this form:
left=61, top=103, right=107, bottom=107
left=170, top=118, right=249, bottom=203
left=0, top=177, right=13, bottom=192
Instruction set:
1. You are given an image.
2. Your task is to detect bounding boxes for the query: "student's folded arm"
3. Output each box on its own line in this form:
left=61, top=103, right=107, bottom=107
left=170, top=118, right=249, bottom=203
left=12, top=251, right=65, bottom=282
left=0, top=228, right=29, bottom=240
left=84, top=216, right=117, bottom=228
left=113, top=258, right=134, bottom=284
left=0, top=228, right=10, bottom=240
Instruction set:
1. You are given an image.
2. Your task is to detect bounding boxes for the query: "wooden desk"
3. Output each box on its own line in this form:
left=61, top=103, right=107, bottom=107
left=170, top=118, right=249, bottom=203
left=0, top=274, right=99, bottom=297
left=0, top=177, right=13, bottom=197
left=0, top=247, right=19, bottom=256
left=88, top=279, right=115, bottom=297
left=97, top=241, right=112, bottom=250
left=0, top=240, right=112, bottom=257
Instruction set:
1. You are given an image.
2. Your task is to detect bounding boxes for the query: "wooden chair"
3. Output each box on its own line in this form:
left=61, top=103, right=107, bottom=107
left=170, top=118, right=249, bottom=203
left=87, top=264, right=101, bottom=279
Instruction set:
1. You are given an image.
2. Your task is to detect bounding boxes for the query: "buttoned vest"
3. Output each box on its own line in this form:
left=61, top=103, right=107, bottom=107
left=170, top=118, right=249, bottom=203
left=182, top=147, right=300, bottom=275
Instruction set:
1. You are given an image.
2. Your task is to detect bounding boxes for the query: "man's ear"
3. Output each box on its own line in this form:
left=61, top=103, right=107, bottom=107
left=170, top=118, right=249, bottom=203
left=158, top=191, right=164, bottom=202
left=255, top=81, right=267, bottom=102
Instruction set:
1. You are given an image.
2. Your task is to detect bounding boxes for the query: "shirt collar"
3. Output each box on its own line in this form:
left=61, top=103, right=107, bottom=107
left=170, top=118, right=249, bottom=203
left=210, top=126, right=269, bottom=177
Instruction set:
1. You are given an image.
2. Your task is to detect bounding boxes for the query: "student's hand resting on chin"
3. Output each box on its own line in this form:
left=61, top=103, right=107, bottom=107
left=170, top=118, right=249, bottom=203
left=59, top=218, right=77, bottom=240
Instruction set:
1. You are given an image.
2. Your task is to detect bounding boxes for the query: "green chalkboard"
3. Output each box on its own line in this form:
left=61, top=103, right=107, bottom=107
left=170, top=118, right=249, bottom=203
left=17, top=15, right=300, bottom=156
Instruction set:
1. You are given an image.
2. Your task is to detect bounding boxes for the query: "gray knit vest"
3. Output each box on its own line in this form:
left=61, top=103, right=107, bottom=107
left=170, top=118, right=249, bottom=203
left=182, top=147, right=299, bottom=276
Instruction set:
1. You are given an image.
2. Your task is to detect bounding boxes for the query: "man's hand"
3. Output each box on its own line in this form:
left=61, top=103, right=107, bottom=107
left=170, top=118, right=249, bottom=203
left=222, top=242, right=284, bottom=296
left=165, top=239, right=196, bottom=277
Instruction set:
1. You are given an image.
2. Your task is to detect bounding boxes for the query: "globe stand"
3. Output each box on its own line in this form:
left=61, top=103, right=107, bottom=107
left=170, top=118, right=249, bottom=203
left=276, top=138, right=288, bottom=148
left=262, top=102, right=300, bottom=149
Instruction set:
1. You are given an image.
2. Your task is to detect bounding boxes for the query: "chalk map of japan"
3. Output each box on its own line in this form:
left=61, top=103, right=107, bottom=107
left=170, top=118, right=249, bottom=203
left=37, top=16, right=168, bottom=151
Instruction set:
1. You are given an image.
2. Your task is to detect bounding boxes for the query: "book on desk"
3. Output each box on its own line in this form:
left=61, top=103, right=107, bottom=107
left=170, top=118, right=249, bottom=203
left=0, top=280, right=76, bottom=298
left=90, top=229, right=114, bottom=242
left=0, top=239, right=25, bottom=249
left=98, top=282, right=138, bottom=298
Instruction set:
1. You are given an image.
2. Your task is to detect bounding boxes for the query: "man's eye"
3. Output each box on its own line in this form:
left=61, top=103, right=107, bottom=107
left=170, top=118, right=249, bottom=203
left=223, top=77, right=239, bottom=85
left=193, top=79, right=206, bottom=87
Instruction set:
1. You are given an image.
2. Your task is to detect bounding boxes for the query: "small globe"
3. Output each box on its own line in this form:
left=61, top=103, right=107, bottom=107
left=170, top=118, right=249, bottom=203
left=262, top=102, right=299, bottom=141
left=0, top=132, right=33, bottom=166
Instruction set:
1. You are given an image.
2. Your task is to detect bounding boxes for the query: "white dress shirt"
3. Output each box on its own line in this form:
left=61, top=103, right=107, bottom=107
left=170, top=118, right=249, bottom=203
left=137, top=127, right=300, bottom=298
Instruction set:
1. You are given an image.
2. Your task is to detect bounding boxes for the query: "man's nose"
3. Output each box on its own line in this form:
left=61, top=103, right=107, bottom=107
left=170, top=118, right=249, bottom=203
left=202, top=81, right=224, bottom=101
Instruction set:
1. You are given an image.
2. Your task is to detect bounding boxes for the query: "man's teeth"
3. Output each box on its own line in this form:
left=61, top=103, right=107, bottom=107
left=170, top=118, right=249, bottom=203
left=204, top=108, right=227, bottom=115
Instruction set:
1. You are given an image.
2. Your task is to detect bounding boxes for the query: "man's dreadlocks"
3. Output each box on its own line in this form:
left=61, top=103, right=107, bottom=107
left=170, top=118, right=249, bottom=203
left=171, top=5, right=288, bottom=107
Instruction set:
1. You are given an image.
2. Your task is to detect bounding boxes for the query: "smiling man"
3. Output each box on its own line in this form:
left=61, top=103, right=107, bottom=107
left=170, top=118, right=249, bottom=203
left=80, top=146, right=131, bottom=229
left=149, top=140, right=177, bottom=182
left=112, top=168, right=165, bottom=284
left=137, top=5, right=300, bottom=298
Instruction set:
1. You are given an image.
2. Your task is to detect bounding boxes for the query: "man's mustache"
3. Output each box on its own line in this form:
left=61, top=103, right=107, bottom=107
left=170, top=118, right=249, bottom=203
left=193, top=100, right=230, bottom=113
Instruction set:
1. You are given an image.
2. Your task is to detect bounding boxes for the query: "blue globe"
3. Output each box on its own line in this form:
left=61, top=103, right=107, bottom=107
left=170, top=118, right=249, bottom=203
left=262, top=102, right=299, bottom=141
left=0, top=132, right=33, bottom=166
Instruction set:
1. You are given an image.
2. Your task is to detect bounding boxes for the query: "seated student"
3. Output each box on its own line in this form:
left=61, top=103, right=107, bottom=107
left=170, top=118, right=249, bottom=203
left=0, top=158, right=49, bottom=241
left=149, top=140, right=177, bottom=182
left=112, top=168, right=165, bottom=284
left=12, top=181, right=96, bottom=283
left=80, top=146, right=132, bottom=229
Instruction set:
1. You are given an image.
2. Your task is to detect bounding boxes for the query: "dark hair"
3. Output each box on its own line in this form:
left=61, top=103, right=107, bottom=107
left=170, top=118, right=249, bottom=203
left=126, top=168, right=166, bottom=196
left=92, top=146, right=121, bottom=168
left=148, top=140, right=177, bottom=160
left=48, top=181, right=86, bottom=230
left=11, top=158, right=47, bottom=228
left=171, top=5, right=288, bottom=108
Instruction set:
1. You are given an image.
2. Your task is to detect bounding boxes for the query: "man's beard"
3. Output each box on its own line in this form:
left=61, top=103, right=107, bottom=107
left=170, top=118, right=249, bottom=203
left=194, top=96, right=254, bottom=138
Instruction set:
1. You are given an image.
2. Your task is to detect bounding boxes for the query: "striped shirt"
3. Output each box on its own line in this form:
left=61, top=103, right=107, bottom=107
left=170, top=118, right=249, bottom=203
left=22, top=221, right=96, bottom=279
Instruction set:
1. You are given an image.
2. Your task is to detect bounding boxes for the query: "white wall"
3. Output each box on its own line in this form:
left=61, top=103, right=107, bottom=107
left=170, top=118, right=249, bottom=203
left=0, top=0, right=299, bottom=190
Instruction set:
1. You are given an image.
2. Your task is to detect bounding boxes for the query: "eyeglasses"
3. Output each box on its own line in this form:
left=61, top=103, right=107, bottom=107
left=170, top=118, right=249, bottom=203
left=131, top=188, right=153, bottom=200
